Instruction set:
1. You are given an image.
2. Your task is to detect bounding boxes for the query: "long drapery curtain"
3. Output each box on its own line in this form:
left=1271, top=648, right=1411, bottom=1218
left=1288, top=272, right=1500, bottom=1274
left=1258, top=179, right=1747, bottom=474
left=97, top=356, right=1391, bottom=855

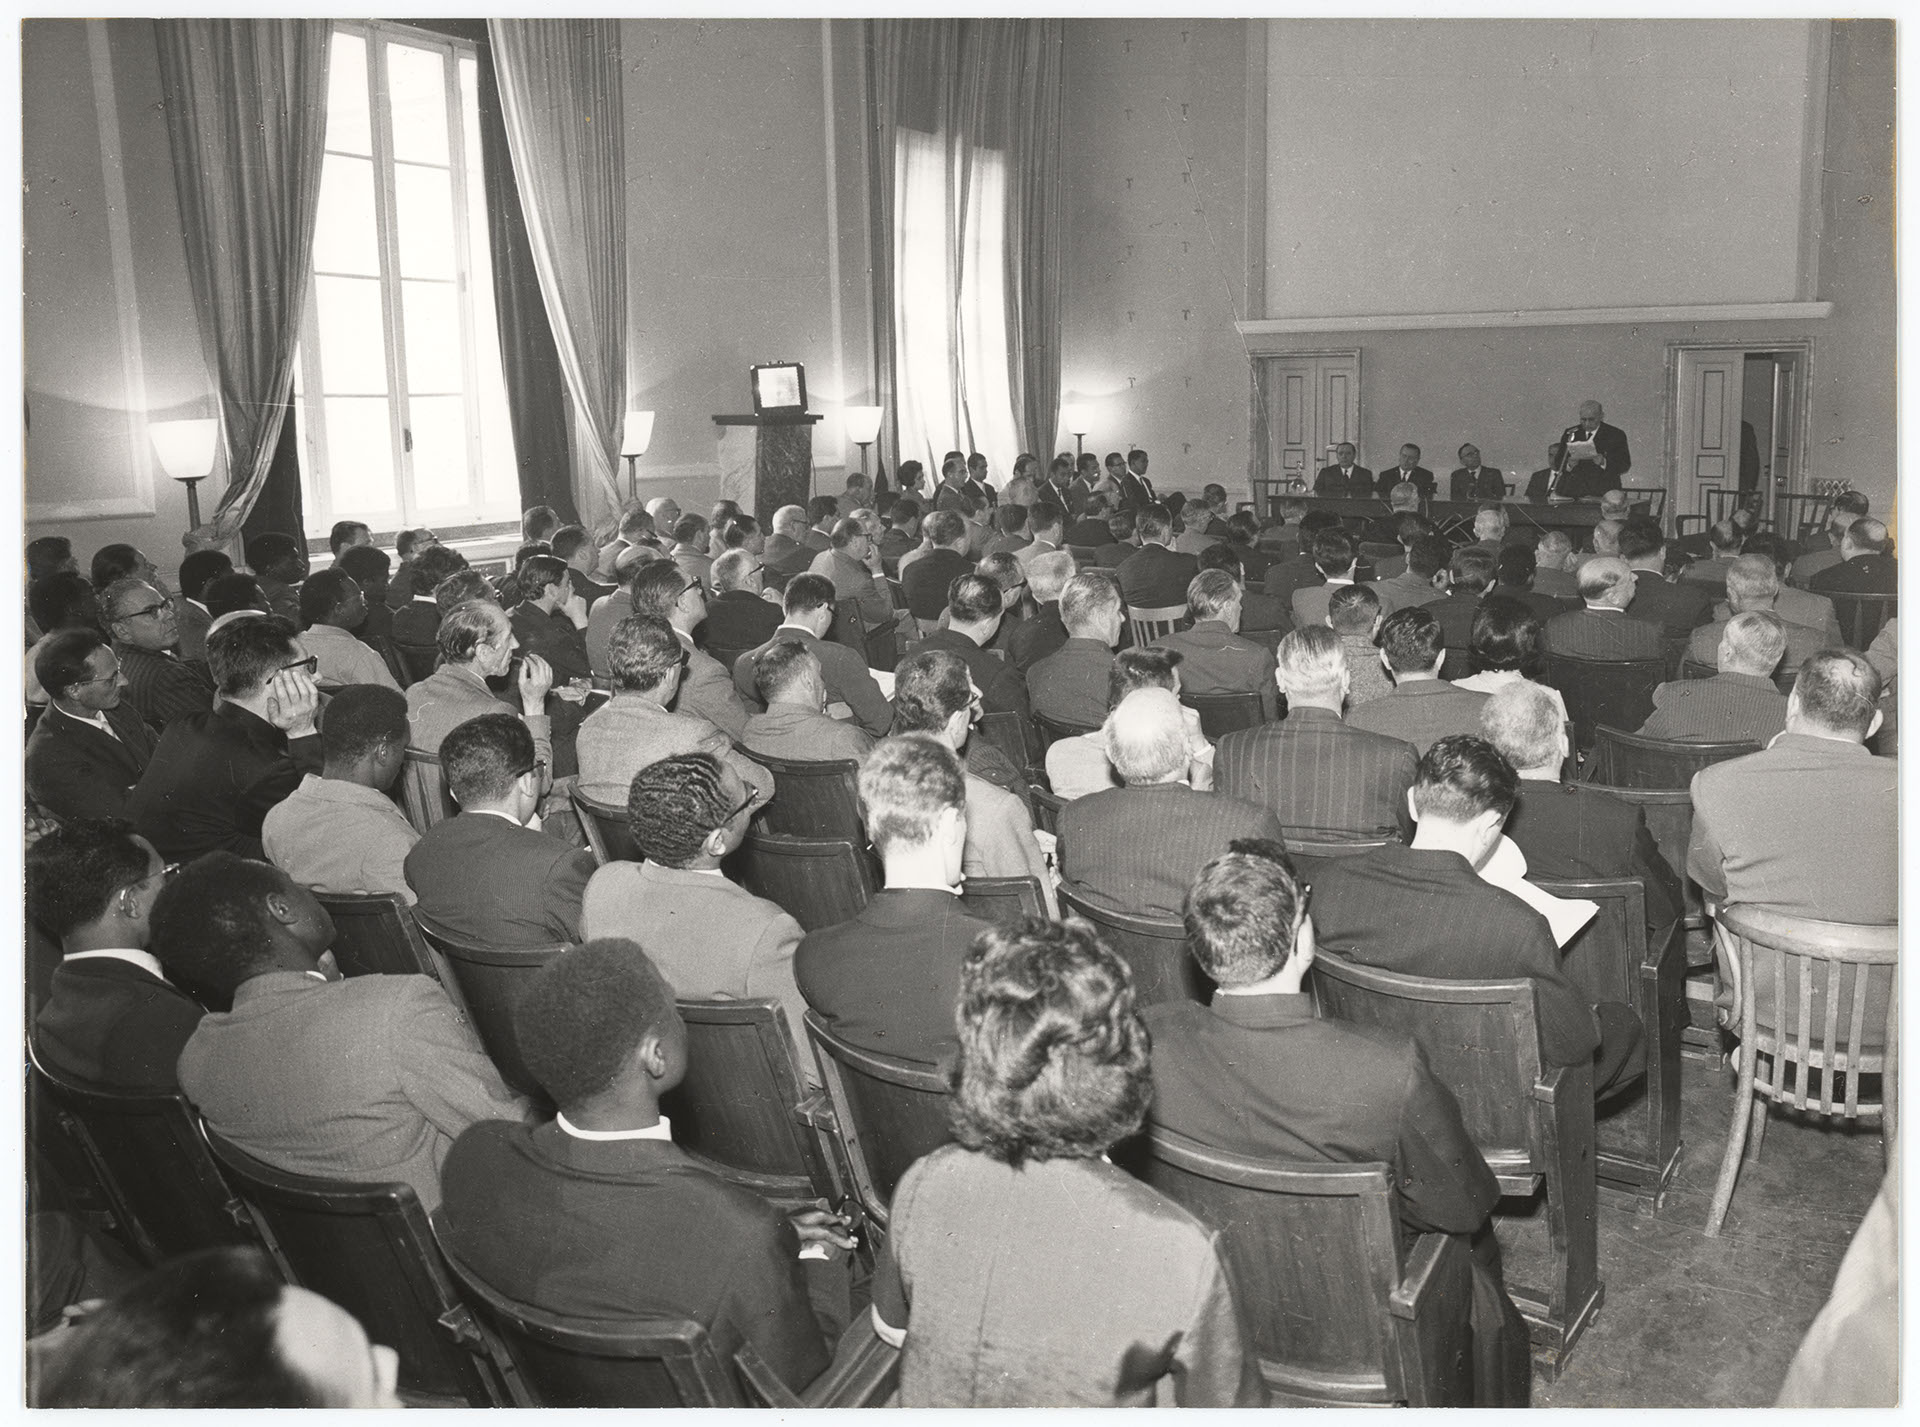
left=488, top=20, right=626, bottom=532
left=153, top=20, right=331, bottom=544
left=868, top=21, right=1064, bottom=478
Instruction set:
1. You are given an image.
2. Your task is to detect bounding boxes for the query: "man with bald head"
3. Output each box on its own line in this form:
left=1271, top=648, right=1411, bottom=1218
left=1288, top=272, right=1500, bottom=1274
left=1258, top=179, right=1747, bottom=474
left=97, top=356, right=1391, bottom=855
left=1532, top=531, right=1580, bottom=599
left=1686, top=555, right=1822, bottom=675
left=1807, top=518, right=1898, bottom=595
left=1639, top=611, right=1790, bottom=745
left=1006, top=549, right=1073, bottom=672
left=1542, top=557, right=1667, bottom=661
left=1056, top=688, right=1281, bottom=919
left=763, top=504, right=816, bottom=583
left=103, top=577, right=216, bottom=733
left=1554, top=400, right=1631, bottom=499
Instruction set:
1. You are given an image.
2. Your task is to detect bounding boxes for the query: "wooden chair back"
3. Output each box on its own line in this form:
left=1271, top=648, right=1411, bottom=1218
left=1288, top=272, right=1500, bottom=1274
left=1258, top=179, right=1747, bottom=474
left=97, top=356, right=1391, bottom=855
left=399, top=748, right=458, bottom=832
left=731, top=832, right=877, bottom=932
left=975, top=707, right=1034, bottom=773
left=1126, top=602, right=1186, bottom=649
left=1580, top=783, right=1705, bottom=931
left=413, top=920, right=568, bottom=1098
left=1057, top=885, right=1210, bottom=1007
left=1619, top=487, right=1667, bottom=522
left=372, top=636, right=412, bottom=688
left=1032, top=710, right=1097, bottom=750
left=1677, top=657, right=1714, bottom=681
left=570, top=785, right=639, bottom=865
left=662, top=997, right=838, bottom=1203
left=204, top=1133, right=522, bottom=1406
left=955, top=875, right=1047, bottom=923
left=1281, top=831, right=1396, bottom=885
left=1027, top=783, right=1066, bottom=837
left=753, top=756, right=864, bottom=840
left=1180, top=689, right=1266, bottom=739
left=27, top=1039, right=259, bottom=1266
left=1586, top=723, right=1761, bottom=789
left=1358, top=541, right=1403, bottom=566
left=314, top=892, right=444, bottom=982
left=1827, top=591, right=1897, bottom=651
left=392, top=641, right=440, bottom=686
left=1771, top=491, right=1831, bottom=545
left=802, top=1011, right=953, bottom=1233
left=1544, top=654, right=1668, bottom=750
left=1135, top=1129, right=1474, bottom=1406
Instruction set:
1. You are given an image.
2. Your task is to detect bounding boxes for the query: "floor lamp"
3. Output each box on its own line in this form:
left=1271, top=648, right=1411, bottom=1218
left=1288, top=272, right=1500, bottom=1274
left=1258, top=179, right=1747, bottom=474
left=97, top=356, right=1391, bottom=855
left=151, top=418, right=220, bottom=534
left=622, top=411, right=655, bottom=503
left=845, top=405, right=883, bottom=478
left=1063, top=404, right=1091, bottom=461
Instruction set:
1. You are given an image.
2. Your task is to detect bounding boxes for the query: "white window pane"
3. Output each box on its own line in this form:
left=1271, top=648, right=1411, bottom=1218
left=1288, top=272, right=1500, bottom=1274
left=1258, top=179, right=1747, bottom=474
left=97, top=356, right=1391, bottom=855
left=314, top=275, right=389, bottom=395
left=313, top=155, right=380, bottom=276
left=958, top=151, right=1020, bottom=480
left=401, top=281, right=463, bottom=395
left=895, top=130, right=958, bottom=465
left=326, top=32, right=372, bottom=156
left=409, top=395, right=470, bottom=511
left=459, top=56, right=519, bottom=506
left=323, top=397, right=398, bottom=514
left=386, top=43, right=450, bottom=167
left=394, top=164, right=455, bottom=279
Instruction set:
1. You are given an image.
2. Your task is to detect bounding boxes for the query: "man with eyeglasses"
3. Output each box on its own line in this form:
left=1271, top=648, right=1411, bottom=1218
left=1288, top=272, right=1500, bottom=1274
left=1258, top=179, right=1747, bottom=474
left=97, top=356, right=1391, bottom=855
left=126, top=617, right=324, bottom=861
left=624, top=561, right=753, bottom=740
left=102, top=577, right=216, bottom=733
left=704, top=549, right=783, bottom=652
left=26, top=629, right=157, bottom=824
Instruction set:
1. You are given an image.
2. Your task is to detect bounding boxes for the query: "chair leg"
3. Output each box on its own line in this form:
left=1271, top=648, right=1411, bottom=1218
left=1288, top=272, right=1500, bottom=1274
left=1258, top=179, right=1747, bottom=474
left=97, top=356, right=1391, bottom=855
left=1705, top=1047, right=1758, bottom=1237
left=1745, top=1093, right=1768, bottom=1159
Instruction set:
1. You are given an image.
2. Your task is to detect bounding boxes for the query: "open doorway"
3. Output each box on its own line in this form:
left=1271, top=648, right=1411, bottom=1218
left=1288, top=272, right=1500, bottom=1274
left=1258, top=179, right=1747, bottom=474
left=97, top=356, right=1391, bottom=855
left=1669, top=342, right=1809, bottom=529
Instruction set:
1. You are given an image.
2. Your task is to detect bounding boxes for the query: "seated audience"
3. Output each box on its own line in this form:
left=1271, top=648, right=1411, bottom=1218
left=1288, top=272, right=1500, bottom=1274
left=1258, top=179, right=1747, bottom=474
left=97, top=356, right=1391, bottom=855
left=1788, top=496, right=1870, bottom=587
left=1058, top=688, right=1280, bottom=917
left=508, top=552, right=592, bottom=687
left=1089, top=507, right=1137, bottom=568
left=1424, top=546, right=1497, bottom=651
left=1640, top=611, right=1791, bottom=745
left=1045, top=647, right=1213, bottom=800
left=1221, top=511, right=1273, bottom=583
left=26, top=629, right=157, bottom=822
left=1064, top=491, right=1113, bottom=549
left=1291, top=527, right=1384, bottom=627
left=625, top=559, right=752, bottom=738
left=438, top=943, right=852, bottom=1394
left=801, top=494, right=840, bottom=551
left=202, top=571, right=271, bottom=637
left=901, top=511, right=974, bottom=621
left=406, top=713, right=597, bottom=946
left=1172, top=484, right=1230, bottom=553
left=732, top=573, right=892, bottom=736
left=390, top=545, right=468, bottom=647
left=705, top=547, right=785, bottom=652
left=1014, top=501, right=1065, bottom=573
left=1720, top=534, right=1842, bottom=642
left=296, top=570, right=398, bottom=691
left=579, top=613, right=772, bottom=806
left=596, top=507, right=662, bottom=581
left=1680, top=519, right=1744, bottom=590
left=1116, top=503, right=1199, bottom=611
left=1262, top=509, right=1338, bottom=607
left=1619, top=517, right=1713, bottom=638
left=1327, top=584, right=1391, bottom=708
left=1375, top=530, right=1450, bottom=610
left=126, top=618, right=322, bottom=860
left=32, top=1247, right=400, bottom=1409
left=1688, top=649, right=1895, bottom=924
left=911, top=572, right=1032, bottom=729
left=1144, top=842, right=1529, bottom=1407
left=1155, top=569, right=1280, bottom=719
left=384, top=526, right=440, bottom=606
left=1215, top=625, right=1417, bottom=842
left=1532, top=530, right=1581, bottom=599
left=245, top=533, right=307, bottom=624
left=879, top=497, right=923, bottom=571
left=743, top=639, right=876, bottom=763
left=103, top=577, right=216, bottom=731
left=334, top=545, right=394, bottom=649
left=89, top=543, right=163, bottom=596
left=1467, top=503, right=1512, bottom=554
left=28, top=570, right=105, bottom=702
left=27, top=819, right=201, bottom=1089
left=1543, top=556, right=1668, bottom=661
left=1807, top=517, right=1898, bottom=594
left=263, top=685, right=419, bottom=903
left=794, top=734, right=992, bottom=1064
left=669, top=513, right=714, bottom=591
left=166, top=852, right=529, bottom=1209
left=329, top=519, right=373, bottom=558
left=812, top=515, right=910, bottom=636
left=407, top=601, right=554, bottom=776
left=1007, top=549, right=1073, bottom=672
left=1309, top=737, right=1641, bottom=1096
left=1346, top=606, right=1491, bottom=757
left=870, top=917, right=1264, bottom=1407
left=1451, top=596, right=1569, bottom=723
left=173, top=548, right=232, bottom=662
left=891, top=651, right=1052, bottom=902
left=1029, top=569, right=1124, bottom=729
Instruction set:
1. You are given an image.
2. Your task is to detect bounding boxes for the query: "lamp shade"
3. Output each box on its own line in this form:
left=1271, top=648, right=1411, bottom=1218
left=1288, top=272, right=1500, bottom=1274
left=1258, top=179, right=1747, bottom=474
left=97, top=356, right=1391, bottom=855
left=621, top=410, right=655, bottom=458
left=1062, top=403, right=1091, bottom=437
left=844, top=404, right=884, bottom=446
left=151, top=418, right=220, bottom=482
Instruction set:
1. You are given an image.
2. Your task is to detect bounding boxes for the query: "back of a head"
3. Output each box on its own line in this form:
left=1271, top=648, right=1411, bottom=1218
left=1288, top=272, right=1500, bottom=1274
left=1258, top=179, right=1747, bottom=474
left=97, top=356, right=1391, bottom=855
left=1721, top=609, right=1787, bottom=677
left=1468, top=595, right=1544, bottom=677
left=26, top=535, right=74, bottom=584
left=1406, top=534, right=1451, bottom=582
left=1136, top=504, right=1173, bottom=544
left=245, top=532, right=301, bottom=576
left=859, top=733, right=966, bottom=853
left=889, top=496, right=922, bottom=529
left=516, top=939, right=678, bottom=1110
left=179, top=549, right=234, bottom=601
left=1296, top=509, right=1339, bottom=542
left=977, top=552, right=1024, bottom=597
left=395, top=528, right=431, bottom=560
left=1616, top=517, right=1666, bottom=565
left=1377, top=606, right=1444, bottom=675
left=626, top=752, right=733, bottom=868
left=297, top=568, right=355, bottom=627
left=1724, top=553, right=1781, bottom=611
left=434, top=569, right=495, bottom=617
left=606, top=612, right=682, bottom=693
left=1478, top=679, right=1564, bottom=771
left=619, top=507, right=657, bottom=541
left=754, top=638, right=820, bottom=706
left=1059, top=569, right=1121, bottom=636
left=436, top=599, right=504, bottom=664
left=890, top=649, right=971, bottom=733
left=1106, top=647, right=1181, bottom=711
left=1184, top=841, right=1303, bottom=987
left=782, top=572, right=836, bottom=621
left=1412, top=734, right=1518, bottom=824
left=518, top=553, right=567, bottom=598
left=327, top=520, right=369, bottom=557
left=1103, top=687, right=1190, bottom=785
left=1327, top=582, right=1381, bottom=635
left=90, top=543, right=144, bottom=591
left=1448, top=545, right=1498, bottom=596
left=1494, top=546, right=1537, bottom=591
left=827, top=517, right=863, bottom=552
left=1833, top=490, right=1871, bottom=521
left=410, top=545, right=469, bottom=593
left=1105, top=509, right=1136, bottom=543
left=1226, top=510, right=1260, bottom=544
left=1185, top=568, right=1239, bottom=623
left=29, top=570, right=100, bottom=633
left=208, top=615, right=299, bottom=699
left=1847, top=518, right=1890, bottom=555
left=1311, top=527, right=1357, bottom=575
left=1389, top=481, right=1420, bottom=511
left=1791, top=648, right=1881, bottom=739
left=522, top=505, right=560, bottom=543
left=711, top=548, right=757, bottom=593
left=994, top=504, right=1027, bottom=537
left=548, top=524, right=592, bottom=564
left=1576, top=556, right=1633, bottom=605
left=148, top=852, right=287, bottom=995
left=1026, top=550, right=1075, bottom=604
left=26, top=816, right=151, bottom=940
left=1274, top=624, right=1346, bottom=699
left=336, top=545, right=390, bottom=590
left=202, top=572, right=267, bottom=621
left=1536, top=530, right=1573, bottom=568
left=671, top=513, right=707, bottom=549
left=1590, top=520, right=1623, bottom=556
left=807, top=494, right=841, bottom=527
left=627, top=559, right=693, bottom=622
left=1197, top=543, right=1245, bottom=582
left=319, top=684, right=409, bottom=766
left=1597, top=489, right=1630, bottom=520
left=441, top=712, right=536, bottom=805
left=1707, top=519, right=1743, bottom=554
left=1473, top=505, right=1508, bottom=540
left=925, top=510, right=966, bottom=548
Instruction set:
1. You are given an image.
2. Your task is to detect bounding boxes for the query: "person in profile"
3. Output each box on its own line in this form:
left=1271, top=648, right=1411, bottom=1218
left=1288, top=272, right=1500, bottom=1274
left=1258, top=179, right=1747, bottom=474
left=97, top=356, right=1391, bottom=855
left=1552, top=400, right=1631, bottom=500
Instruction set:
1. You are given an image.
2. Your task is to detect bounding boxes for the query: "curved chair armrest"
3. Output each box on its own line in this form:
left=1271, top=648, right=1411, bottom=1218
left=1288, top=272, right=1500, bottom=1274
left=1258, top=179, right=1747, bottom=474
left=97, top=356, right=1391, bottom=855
left=1388, top=1231, right=1462, bottom=1321
left=793, top=1088, right=839, bottom=1136
left=735, top=1318, right=901, bottom=1409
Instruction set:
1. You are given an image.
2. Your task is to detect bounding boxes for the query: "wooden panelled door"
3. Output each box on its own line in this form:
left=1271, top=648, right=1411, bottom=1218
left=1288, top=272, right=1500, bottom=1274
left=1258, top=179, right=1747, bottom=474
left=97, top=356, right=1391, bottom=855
left=1673, top=346, right=1803, bottom=527
left=1263, top=353, right=1360, bottom=491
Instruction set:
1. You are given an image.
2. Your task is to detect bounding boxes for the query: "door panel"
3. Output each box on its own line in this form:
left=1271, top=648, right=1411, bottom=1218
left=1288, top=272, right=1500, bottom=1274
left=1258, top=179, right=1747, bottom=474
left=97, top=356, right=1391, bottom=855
left=1674, top=349, right=1745, bottom=523
left=1263, top=354, right=1360, bottom=492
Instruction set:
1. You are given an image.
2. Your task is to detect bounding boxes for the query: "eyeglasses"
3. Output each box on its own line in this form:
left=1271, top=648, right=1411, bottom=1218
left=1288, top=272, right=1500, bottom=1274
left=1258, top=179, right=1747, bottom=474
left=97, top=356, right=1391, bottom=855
left=511, top=759, right=550, bottom=781
left=717, top=785, right=760, bottom=828
left=681, top=579, right=704, bottom=599
left=280, top=655, right=320, bottom=676
left=75, top=660, right=123, bottom=688
left=115, top=602, right=172, bottom=622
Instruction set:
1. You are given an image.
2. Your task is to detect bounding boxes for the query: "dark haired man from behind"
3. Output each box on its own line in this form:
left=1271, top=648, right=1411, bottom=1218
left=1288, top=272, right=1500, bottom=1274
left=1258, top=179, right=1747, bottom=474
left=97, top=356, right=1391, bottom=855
left=27, top=819, right=200, bottom=1089
left=26, top=630, right=157, bottom=823
left=124, top=617, right=323, bottom=861
left=1115, top=503, right=1197, bottom=611
left=263, top=684, right=419, bottom=903
left=438, top=942, right=859, bottom=1394
left=730, top=573, right=892, bottom=736
left=1145, top=841, right=1529, bottom=1406
left=910, top=571, right=1033, bottom=736
left=1345, top=606, right=1490, bottom=758
left=174, top=547, right=233, bottom=662
left=743, top=640, right=876, bottom=763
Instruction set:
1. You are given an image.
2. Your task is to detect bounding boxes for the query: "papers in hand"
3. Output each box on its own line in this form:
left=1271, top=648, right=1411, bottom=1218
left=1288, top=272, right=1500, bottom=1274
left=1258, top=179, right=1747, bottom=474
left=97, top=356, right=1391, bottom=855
left=1477, top=837, right=1597, bottom=948
left=1565, top=438, right=1599, bottom=463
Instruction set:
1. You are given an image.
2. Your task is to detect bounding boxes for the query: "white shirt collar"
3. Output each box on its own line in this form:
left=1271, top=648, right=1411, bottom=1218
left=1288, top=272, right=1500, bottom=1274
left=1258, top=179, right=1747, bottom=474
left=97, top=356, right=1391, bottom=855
left=53, top=703, right=115, bottom=736
left=468, top=808, right=527, bottom=827
left=64, top=948, right=167, bottom=979
left=557, top=1112, right=673, bottom=1142
left=411, top=594, right=438, bottom=605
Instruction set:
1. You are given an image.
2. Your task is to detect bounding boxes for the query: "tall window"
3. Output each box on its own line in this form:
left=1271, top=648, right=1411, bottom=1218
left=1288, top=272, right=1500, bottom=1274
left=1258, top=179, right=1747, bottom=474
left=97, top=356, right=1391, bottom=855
left=293, top=23, right=518, bottom=537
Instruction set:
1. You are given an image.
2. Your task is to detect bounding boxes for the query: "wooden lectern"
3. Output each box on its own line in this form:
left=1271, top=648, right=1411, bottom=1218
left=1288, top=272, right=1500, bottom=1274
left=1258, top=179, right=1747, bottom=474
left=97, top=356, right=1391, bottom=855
left=713, top=412, right=822, bottom=527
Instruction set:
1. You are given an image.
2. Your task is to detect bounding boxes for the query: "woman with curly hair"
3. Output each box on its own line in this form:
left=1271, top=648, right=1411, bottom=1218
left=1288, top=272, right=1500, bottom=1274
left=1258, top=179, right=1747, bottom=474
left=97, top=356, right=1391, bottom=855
left=867, top=917, right=1266, bottom=1407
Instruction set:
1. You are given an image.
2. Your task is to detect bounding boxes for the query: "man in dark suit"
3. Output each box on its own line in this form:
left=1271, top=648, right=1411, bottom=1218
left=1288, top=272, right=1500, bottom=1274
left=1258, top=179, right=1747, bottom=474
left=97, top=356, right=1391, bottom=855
left=1423, top=546, right=1496, bottom=651
left=731, top=575, right=892, bottom=737
left=1807, top=518, right=1898, bottom=595
left=1542, top=558, right=1668, bottom=661
left=1553, top=400, right=1632, bottom=500
left=1215, top=626, right=1417, bottom=842
left=1029, top=569, right=1124, bottom=729
left=908, top=574, right=1032, bottom=741
left=705, top=549, right=785, bottom=653
left=28, top=819, right=203, bottom=1089
left=103, top=578, right=216, bottom=733
left=1116, top=504, right=1199, bottom=611
left=1447, top=443, right=1508, bottom=502
left=403, top=713, right=598, bottom=948
left=26, top=630, right=157, bottom=823
left=508, top=553, right=594, bottom=686
left=390, top=546, right=467, bottom=648
left=1313, top=442, right=1374, bottom=498
left=1309, top=736, right=1643, bottom=1096
left=794, top=736, right=992, bottom=1066
left=1058, top=688, right=1282, bottom=918
left=1377, top=443, right=1436, bottom=502
left=1490, top=548, right=1576, bottom=627
left=1523, top=443, right=1567, bottom=503
left=171, top=548, right=231, bottom=664
left=1346, top=607, right=1490, bottom=758
left=551, top=524, right=616, bottom=613
left=1262, top=510, right=1340, bottom=609
left=125, top=617, right=323, bottom=861
left=899, top=511, right=974, bottom=622
left=1007, top=550, right=1072, bottom=673
left=763, top=505, right=817, bottom=584
left=1155, top=569, right=1281, bottom=719
left=963, top=452, right=997, bottom=508
left=1145, top=842, right=1531, bottom=1407
left=1064, top=492, right=1113, bottom=549
left=1619, top=518, right=1714, bottom=640
left=1125, top=447, right=1158, bottom=506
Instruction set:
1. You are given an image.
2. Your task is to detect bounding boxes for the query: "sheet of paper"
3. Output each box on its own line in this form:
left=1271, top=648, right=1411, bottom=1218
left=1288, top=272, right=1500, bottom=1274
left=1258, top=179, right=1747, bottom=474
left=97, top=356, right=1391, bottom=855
left=1477, top=837, right=1598, bottom=949
left=1566, top=438, right=1599, bottom=462
left=870, top=671, right=896, bottom=699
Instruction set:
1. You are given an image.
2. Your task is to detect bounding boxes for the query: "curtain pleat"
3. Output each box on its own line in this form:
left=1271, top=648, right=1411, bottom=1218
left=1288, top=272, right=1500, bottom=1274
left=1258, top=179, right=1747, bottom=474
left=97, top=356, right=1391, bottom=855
left=153, top=19, right=331, bottom=543
left=487, top=20, right=627, bottom=533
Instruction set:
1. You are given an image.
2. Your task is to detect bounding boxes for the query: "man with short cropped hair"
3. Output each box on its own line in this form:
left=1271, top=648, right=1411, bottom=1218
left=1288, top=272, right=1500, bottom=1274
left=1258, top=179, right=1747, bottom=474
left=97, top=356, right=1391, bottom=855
left=245, top=533, right=307, bottom=625
left=1116, top=503, right=1198, bottom=611
left=1361, top=484, right=1424, bottom=546
left=1654, top=610, right=1800, bottom=737
left=1346, top=607, right=1490, bottom=757
left=743, top=639, right=875, bottom=763
left=1156, top=569, right=1279, bottom=719
left=1380, top=443, right=1436, bottom=502
left=1327, top=584, right=1392, bottom=707
left=1029, top=569, right=1124, bottom=729
left=385, top=527, right=441, bottom=607
left=1376, top=532, right=1450, bottom=611
left=1618, top=517, right=1713, bottom=639
left=595, top=508, right=659, bottom=581
left=985, top=503, right=1029, bottom=558
left=1058, top=688, right=1281, bottom=918
left=1422, top=546, right=1498, bottom=652
left=406, top=713, right=599, bottom=947
left=1314, top=441, right=1373, bottom=498
left=910, top=572, right=1032, bottom=733
left=263, top=685, right=419, bottom=902
left=1173, top=484, right=1231, bottom=554
left=507, top=552, right=592, bottom=687
left=731, top=573, right=891, bottom=735
left=1015, top=501, right=1064, bottom=573
left=174, top=549, right=232, bottom=662
left=126, top=618, right=323, bottom=860
left=297, top=570, right=399, bottom=691
left=328, top=521, right=372, bottom=560
left=1542, top=557, right=1667, bottom=661
left=104, top=577, right=217, bottom=731
left=26, top=630, right=157, bottom=823
left=899, top=510, right=974, bottom=622
left=667, top=513, right=713, bottom=593
left=1007, top=549, right=1073, bottom=672
left=1291, top=527, right=1385, bottom=628
left=1789, top=495, right=1871, bottom=587
left=90, top=543, right=163, bottom=597
left=391, top=545, right=469, bottom=647
left=1448, top=443, right=1507, bottom=502
left=706, top=547, right=784, bottom=651
left=1807, top=518, right=1898, bottom=595
left=334, top=545, right=393, bottom=649
left=879, top=497, right=922, bottom=571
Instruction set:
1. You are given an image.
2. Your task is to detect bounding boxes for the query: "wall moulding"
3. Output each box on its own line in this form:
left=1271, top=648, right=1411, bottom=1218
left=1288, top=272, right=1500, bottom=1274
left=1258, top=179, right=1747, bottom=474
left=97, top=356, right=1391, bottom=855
left=1237, top=302, right=1835, bottom=349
